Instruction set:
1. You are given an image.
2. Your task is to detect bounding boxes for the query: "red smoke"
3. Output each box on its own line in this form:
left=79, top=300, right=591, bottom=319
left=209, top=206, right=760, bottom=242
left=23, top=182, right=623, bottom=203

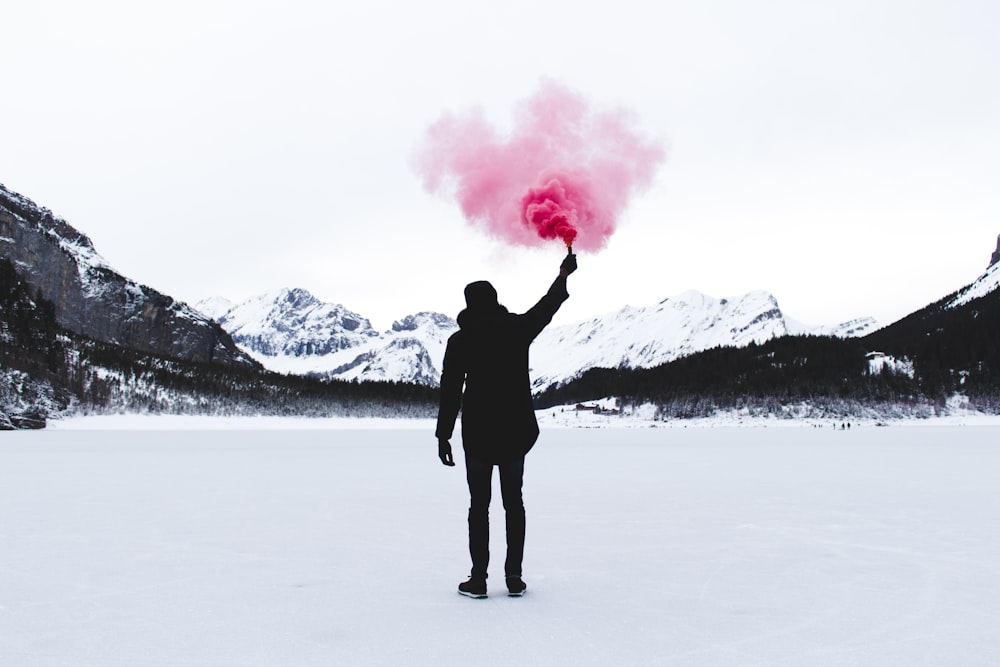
left=415, top=81, right=665, bottom=252
left=522, top=178, right=581, bottom=247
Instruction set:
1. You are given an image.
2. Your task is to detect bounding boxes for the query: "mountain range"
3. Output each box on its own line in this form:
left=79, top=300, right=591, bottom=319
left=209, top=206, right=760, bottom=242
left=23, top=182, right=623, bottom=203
left=2, top=180, right=999, bottom=426
left=197, top=287, right=879, bottom=392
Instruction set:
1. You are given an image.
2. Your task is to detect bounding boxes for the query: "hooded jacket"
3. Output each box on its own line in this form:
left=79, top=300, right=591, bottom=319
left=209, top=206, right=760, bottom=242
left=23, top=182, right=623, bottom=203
left=435, top=275, right=569, bottom=463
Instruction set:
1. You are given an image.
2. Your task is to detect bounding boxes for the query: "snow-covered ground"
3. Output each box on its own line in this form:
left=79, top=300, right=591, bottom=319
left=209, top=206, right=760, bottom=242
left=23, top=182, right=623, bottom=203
left=2, top=420, right=999, bottom=666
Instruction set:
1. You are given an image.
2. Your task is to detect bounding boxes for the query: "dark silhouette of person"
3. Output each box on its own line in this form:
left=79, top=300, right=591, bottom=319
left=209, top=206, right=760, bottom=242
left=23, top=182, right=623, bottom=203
left=437, top=251, right=577, bottom=598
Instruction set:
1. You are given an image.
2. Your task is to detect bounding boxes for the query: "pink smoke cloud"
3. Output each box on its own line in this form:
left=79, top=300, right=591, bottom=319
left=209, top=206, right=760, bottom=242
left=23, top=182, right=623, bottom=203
left=415, top=81, right=666, bottom=252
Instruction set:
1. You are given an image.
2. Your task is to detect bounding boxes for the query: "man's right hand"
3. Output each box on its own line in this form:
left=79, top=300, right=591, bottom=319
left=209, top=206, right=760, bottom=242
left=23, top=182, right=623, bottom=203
left=438, top=438, right=456, bottom=466
left=560, top=251, right=577, bottom=277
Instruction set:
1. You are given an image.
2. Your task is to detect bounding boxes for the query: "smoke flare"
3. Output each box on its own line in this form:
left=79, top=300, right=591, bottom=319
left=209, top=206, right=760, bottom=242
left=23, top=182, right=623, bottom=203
left=415, top=81, right=665, bottom=252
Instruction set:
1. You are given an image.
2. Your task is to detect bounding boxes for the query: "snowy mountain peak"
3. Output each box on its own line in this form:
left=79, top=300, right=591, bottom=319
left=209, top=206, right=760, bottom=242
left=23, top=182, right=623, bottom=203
left=391, top=312, right=457, bottom=333
left=194, top=296, right=233, bottom=322
left=280, top=287, right=318, bottom=309
left=990, top=234, right=1000, bottom=269
left=204, top=288, right=379, bottom=359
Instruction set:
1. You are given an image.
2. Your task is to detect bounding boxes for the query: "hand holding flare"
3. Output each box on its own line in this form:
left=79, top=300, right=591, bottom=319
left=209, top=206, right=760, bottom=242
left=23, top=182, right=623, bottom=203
left=560, top=245, right=577, bottom=277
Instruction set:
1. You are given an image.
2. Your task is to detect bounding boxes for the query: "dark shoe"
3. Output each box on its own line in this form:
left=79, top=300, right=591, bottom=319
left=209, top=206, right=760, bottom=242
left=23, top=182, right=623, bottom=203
left=505, top=576, right=527, bottom=597
left=458, top=578, right=487, bottom=599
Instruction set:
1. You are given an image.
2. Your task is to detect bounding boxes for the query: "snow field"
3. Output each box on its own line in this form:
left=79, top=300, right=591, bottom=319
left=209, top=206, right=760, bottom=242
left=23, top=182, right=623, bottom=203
left=1, top=424, right=999, bottom=666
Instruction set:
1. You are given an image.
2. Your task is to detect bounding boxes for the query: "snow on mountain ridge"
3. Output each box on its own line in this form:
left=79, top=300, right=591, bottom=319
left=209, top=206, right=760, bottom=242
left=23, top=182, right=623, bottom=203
left=946, top=259, right=1000, bottom=309
left=786, top=316, right=879, bottom=337
left=529, top=289, right=875, bottom=391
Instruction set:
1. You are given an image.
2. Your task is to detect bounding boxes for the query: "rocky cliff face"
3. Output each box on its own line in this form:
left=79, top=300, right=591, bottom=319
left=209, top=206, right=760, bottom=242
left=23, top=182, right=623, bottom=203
left=991, top=234, right=1000, bottom=268
left=0, top=183, right=256, bottom=368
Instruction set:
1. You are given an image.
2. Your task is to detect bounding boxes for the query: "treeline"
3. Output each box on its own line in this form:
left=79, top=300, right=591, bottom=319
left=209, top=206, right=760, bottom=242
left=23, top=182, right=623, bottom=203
left=70, top=337, right=438, bottom=418
left=1, top=258, right=438, bottom=425
left=1, top=258, right=67, bottom=426
left=535, top=335, right=927, bottom=417
left=536, top=287, right=1000, bottom=418
left=865, top=287, right=1000, bottom=405
left=0, top=257, right=65, bottom=374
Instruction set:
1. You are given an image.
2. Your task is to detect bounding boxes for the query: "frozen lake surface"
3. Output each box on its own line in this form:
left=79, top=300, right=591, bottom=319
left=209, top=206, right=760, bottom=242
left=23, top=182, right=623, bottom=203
left=2, top=421, right=999, bottom=666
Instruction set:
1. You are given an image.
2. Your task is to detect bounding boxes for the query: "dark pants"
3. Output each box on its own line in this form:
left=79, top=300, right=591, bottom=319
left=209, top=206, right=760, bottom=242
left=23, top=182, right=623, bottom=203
left=465, top=456, right=525, bottom=580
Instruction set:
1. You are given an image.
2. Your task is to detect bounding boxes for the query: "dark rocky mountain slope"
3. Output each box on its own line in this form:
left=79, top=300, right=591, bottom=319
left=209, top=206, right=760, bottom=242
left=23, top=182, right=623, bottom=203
left=0, top=183, right=255, bottom=368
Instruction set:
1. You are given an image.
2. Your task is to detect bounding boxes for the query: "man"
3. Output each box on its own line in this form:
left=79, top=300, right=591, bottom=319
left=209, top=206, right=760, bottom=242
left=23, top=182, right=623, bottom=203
left=436, top=250, right=577, bottom=598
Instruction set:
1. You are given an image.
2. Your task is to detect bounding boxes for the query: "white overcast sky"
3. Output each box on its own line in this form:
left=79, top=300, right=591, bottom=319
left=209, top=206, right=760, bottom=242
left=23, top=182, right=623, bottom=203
left=3, top=0, right=999, bottom=331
